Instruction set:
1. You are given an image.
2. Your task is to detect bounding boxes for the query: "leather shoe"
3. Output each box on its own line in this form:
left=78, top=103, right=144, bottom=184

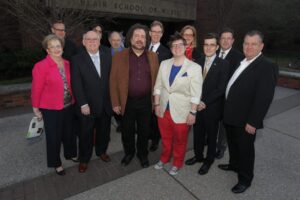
left=149, top=143, right=158, bottom=152
left=78, top=163, right=88, bottom=173
left=99, top=153, right=111, bottom=162
left=218, top=164, right=237, bottom=172
left=185, top=156, right=204, bottom=165
left=231, top=183, right=249, bottom=193
left=139, top=157, right=149, bottom=168
left=121, top=154, right=134, bottom=166
left=198, top=163, right=211, bottom=175
left=215, top=149, right=225, bottom=159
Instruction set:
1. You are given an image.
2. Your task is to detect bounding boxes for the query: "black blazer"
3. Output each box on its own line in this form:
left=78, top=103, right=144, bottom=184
left=71, top=45, right=113, bottom=116
left=196, top=56, right=229, bottom=119
left=223, top=55, right=278, bottom=129
left=192, top=47, right=202, bottom=62
left=217, top=48, right=244, bottom=79
left=62, top=39, right=77, bottom=62
left=156, top=44, right=172, bottom=63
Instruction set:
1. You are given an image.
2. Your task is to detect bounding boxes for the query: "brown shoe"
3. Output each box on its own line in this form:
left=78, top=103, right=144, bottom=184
left=78, top=163, right=88, bottom=173
left=99, top=153, right=111, bottom=162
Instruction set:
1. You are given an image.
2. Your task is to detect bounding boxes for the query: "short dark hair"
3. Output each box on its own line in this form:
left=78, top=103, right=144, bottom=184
left=51, top=20, right=64, bottom=27
left=167, top=32, right=187, bottom=48
left=203, top=32, right=219, bottom=43
left=219, top=27, right=235, bottom=38
left=150, top=20, right=164, bottom=33
left=245, top=30, right=264, bottom=42
left=125, top=23, right=150, bottom=48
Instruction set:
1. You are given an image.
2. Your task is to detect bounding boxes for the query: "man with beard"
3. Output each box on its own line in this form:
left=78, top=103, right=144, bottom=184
left=110, top=24, right=159, bottom=168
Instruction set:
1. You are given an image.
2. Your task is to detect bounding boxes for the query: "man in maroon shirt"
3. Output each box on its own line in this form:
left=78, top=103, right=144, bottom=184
left=110, top=24, right=159, bottom=168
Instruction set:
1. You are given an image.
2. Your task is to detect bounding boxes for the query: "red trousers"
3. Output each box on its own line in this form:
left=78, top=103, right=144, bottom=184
left=157, top=110, right=190, bottom=168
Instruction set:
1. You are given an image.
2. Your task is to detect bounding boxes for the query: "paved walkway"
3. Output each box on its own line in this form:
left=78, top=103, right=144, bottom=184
left=0, top=86, right=299, bottom=200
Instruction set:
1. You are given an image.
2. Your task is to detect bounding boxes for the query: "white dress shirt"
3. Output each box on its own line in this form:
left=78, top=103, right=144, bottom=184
left=89, top=51, right=101, bottom=77
left=225, top=52, right=262, bottom=98
left=149, top=42, right=160, bottom=52
left=219, top=47, right=231, bottom=59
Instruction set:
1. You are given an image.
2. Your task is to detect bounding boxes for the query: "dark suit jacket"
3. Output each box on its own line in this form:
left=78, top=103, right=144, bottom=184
left=223, top=55, right=278, bottom=129
left=110, top=48, right=159, bottom=115
left=217, top=48, right=244, bottom=79
left=192, top=47, right=202, bottom=62
left=71, top=45, right=113, bottom=116
left=62, top=39, right=77, bottom=62
left=155, top=44, right=172, bottom=63
left=196, top=56, right=229, bottom=120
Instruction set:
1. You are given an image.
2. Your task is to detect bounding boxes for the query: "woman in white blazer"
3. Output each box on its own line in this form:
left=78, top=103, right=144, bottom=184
left=153, top=33, right=203, bottom=175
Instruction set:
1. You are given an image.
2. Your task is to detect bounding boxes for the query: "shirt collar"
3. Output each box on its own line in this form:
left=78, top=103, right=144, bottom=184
left=242, top=52, right=262, bottom=64
left=88, top=51, right=99, bottom=57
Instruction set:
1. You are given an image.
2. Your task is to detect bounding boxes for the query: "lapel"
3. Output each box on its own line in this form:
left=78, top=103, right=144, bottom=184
left=203, top=57, right=218, bottom=83
left=232, top=54, right=263, bottom=86
left=83, top=50, right=101, bottom=79
left=99, top=46, right=106, bottom=78
left=169, top=58, right=189, bottom=89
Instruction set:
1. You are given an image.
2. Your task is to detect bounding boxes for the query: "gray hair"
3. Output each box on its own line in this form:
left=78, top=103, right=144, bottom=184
left=42, top=34, right=64, bottom=50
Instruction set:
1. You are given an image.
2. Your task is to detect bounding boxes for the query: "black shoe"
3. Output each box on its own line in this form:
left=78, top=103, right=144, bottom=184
left=149, top=142, right=159, bottom=152
left=139, top=157, right=149, bottom=168
left=231, top=183, right=249, bottom=193
left=198, top=163, right=211, bottom=175
left=185, top=156, right=204, bottom=165
left=215, top=149, right=225, bottom=159
left=218, top=164, right=237, bottom=172
left=121, top=154, right=134, bottom=166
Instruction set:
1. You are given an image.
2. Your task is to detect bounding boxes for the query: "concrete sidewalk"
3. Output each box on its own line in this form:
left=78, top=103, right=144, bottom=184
left=0, top=86, right=299, bottom=200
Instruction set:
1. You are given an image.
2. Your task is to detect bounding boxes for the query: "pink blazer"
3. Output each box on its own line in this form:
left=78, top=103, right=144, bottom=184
left=31, top=55, right=74, bottom=110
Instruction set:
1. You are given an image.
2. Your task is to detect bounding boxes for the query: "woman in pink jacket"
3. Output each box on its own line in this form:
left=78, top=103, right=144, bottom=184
left=31, top=34, right=77, bottom=175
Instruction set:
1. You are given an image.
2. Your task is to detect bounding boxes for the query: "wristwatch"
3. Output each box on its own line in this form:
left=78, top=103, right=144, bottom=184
left=189, top=110, right=197, bottom=116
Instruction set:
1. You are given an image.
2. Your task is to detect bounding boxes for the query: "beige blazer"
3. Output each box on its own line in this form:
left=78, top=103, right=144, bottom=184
left=153, top=57, right=203, bottom=123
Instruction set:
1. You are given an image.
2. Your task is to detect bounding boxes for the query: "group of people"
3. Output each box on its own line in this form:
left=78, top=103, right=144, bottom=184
left=31, top=19, right=278, bottom=194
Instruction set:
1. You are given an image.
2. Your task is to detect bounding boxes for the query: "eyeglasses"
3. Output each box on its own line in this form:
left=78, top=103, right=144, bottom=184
left=52, top=27, right=65, bottom=32
left=85, top=38, right=99, bottom=42
left=151, top=30, right=162, bottom=34
left=203, top=44, right=217, bottom=48
left=171, top=43, right=185, bottom=48
left=183, top=33, right=194, bottom=37
left=48, top=45, right=62, bottom=50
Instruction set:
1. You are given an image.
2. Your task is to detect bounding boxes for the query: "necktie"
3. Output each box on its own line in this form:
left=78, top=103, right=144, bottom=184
left=203, top=58, right=210, bottom=79
left=92, top=55, right=101, bottom=77
left=220, top=51, right=225, bottom=59
left=150, top=45, right=154, bottom=52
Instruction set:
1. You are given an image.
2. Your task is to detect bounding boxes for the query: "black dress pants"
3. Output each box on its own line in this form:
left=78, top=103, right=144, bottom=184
left=122, top=96, right=151, bottom=159
left=78, top=111, right=111, bottom=163
left=225, top=124, right=256, bottom=186
left=41, top=106, right=77, bottom=168
left=193, top=112, right=219, bottom=163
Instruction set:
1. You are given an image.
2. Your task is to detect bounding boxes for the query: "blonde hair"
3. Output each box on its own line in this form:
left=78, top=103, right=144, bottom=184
left=180, top=25, right=197, bottom=48
left=42, top=34, right=64, bottom=50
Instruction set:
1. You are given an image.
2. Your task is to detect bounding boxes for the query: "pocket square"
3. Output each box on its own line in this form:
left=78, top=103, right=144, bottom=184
left=182, top=72, right=188, bottom=77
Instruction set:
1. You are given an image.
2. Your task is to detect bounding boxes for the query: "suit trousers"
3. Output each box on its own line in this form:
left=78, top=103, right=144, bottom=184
left=193, top=112, right=219, bottom=164
left=225, top=124, right=256, bottom=186
left=78, top=111, right=111, bottom=163
left=122, top=96, right=151, bottom=158
left=216, top=120, right=227, bottom=152
left=41, top=106, right=77, bottom=168
left=158, top=110, right=189, bottom=168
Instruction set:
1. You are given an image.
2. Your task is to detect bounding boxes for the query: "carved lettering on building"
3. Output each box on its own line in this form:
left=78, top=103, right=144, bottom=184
left=53, top=0, right=196, bottom=20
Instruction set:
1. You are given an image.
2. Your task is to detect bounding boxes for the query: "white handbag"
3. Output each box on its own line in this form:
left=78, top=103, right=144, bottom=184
left=26, top=116, right=44, bottom=139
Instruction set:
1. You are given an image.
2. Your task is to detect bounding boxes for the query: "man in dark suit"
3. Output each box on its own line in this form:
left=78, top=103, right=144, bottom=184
left=219, top=30, right=278, bottom=193
left=215, top=28, right=244, bottom=159
left=71, top=31, right=113, bottom=173
left=185, top=33, right=229, bottom=175
left=51, top=20, right=77, bottom=61
left=148, top=20, right=172, bottom=152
